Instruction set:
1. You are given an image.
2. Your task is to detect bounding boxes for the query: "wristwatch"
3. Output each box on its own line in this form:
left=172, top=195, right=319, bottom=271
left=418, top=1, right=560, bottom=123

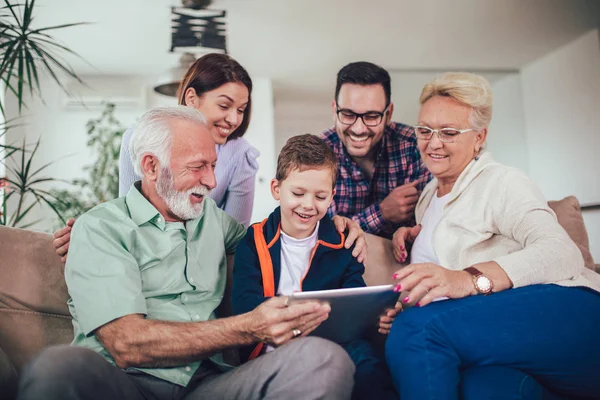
left=464, top=266, right=493, bottom=295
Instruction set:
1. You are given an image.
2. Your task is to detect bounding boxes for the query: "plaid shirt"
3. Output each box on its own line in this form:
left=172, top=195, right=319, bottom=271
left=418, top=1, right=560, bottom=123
left=321, top=122, right=433, bottom=238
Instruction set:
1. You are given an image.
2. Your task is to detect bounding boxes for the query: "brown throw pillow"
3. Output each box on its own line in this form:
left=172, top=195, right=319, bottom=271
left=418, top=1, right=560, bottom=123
left=548, top=196, right=595, bottom=269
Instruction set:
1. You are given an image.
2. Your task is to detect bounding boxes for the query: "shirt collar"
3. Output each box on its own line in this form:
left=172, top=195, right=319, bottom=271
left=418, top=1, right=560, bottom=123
left=126, top=181, right=165, bottom=228
left=416, top=151, right=494, bottom=221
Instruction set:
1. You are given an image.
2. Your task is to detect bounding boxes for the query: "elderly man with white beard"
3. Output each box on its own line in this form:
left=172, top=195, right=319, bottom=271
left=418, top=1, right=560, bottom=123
left=17, top=106, right=355, bottom=400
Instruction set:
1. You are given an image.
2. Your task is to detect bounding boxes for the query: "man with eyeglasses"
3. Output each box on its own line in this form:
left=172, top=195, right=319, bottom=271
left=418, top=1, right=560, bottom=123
left=321, top=62, right=433, bottom=239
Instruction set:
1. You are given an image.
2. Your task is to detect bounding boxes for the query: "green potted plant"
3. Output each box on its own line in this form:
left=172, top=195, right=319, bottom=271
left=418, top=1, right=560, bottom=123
left=1, top=0, right=87, bottom=228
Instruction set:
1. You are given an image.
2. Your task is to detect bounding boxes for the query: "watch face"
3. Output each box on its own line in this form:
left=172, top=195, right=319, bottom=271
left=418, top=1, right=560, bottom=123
left=475, top=276, right=492, bottom=293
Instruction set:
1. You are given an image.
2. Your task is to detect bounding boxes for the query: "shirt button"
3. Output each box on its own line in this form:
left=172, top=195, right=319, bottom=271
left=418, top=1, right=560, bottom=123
left=185, top=366, right=191, bottom=372
left=157, top=216, right=162, bottom=223
left=193, top=314, right=200, bottom=321
left=189, top=278, right=195, bottom=284
left=181, top=295, right=188, bottom=303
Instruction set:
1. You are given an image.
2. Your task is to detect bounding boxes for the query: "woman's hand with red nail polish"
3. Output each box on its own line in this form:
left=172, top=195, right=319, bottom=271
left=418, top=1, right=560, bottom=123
left=391, top=262, right=475, bottom=308
left=392, top=225, right=422, bottom=263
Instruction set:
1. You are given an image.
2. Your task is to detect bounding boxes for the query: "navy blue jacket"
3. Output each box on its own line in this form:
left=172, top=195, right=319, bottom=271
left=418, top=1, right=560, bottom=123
left=231, top=208, right=366, bottom=360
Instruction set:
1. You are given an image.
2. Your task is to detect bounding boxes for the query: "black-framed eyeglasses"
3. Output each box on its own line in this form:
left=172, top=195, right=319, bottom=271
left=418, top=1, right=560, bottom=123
left=336, top=105, right=389, bottom=127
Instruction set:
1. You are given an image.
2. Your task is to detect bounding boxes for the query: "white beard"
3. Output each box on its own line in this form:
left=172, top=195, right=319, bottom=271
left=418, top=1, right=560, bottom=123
left=156, top=168, right=211, bottom=220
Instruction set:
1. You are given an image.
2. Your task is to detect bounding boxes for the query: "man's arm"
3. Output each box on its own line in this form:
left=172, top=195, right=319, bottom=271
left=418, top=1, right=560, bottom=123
left=96, top=298, right=330, bottom=369
left=95, top=313, right=253, bottom=369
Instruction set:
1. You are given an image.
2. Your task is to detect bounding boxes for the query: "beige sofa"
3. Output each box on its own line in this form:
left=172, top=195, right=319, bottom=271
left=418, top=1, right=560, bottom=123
left=0, top=196, right=596, bottom=400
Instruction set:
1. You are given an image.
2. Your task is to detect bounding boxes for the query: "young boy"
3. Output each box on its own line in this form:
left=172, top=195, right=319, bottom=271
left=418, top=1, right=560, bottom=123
left=232, top=134, right=399, bottom=400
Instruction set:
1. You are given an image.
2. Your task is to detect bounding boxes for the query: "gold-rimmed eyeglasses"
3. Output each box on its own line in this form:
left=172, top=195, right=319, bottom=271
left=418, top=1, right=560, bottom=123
left=413, top=126, right=474, bottom=143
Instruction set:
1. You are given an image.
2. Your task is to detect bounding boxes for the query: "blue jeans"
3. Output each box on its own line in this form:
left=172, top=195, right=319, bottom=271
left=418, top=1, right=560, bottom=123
left=385, top=284, right=600, bottom=400
left=343, top=338, right=398, bottom=400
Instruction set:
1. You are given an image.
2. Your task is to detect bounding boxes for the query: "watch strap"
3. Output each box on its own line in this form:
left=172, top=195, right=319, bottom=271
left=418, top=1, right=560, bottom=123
left=465, top=266, right=482, bottom=277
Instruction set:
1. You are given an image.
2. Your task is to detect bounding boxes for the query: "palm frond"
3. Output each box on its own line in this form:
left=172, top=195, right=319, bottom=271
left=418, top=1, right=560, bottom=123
left=0, top=0, right=89, bottom=116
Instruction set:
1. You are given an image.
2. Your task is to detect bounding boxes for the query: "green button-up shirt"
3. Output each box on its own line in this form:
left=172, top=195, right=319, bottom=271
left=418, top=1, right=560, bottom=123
left=65, top=182, right=246, bottom=386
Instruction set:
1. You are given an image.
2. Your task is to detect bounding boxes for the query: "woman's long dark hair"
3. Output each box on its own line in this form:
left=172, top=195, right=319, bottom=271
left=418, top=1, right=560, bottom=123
left=177, top=53, right=253, bottom=141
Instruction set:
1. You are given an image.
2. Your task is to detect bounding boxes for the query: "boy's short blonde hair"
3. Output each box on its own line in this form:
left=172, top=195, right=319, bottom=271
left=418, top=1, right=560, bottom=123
left=276, top=134, right=338, bottom=186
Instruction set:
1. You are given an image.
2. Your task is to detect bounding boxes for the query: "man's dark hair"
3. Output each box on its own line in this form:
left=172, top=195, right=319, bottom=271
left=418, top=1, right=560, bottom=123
left=335, top=61, right=391, bottom=106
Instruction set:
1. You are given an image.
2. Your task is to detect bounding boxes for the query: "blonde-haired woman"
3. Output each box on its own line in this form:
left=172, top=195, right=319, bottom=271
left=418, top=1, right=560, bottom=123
left=385, top=72, right=600, bottom=399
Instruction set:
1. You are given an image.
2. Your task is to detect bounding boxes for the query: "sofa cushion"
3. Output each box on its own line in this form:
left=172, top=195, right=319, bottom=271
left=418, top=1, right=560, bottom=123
left=363, top=233, right=405, bottom=286
left=0, top=226, right=70, bottom=315
left=0, top=226, right=73, bottom=375
left=548, top=196, right=595, bottom=269
left=0, top=310, right=73, bottom=373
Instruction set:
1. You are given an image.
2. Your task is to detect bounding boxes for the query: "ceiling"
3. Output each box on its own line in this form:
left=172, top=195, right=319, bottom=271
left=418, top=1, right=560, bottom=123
left=29, top=0, right=600, bottom=97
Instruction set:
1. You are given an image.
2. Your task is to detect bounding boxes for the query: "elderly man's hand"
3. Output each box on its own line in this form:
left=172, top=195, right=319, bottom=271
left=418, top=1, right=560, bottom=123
left=380, top=181, right=420, bottom=224
left=53, top=218, right=76, bottom=263
left=392, top=263, right=473, bottom=307
left=331, top=215, right=367, bottom=264
left=247, top=297, right=330, bottom=347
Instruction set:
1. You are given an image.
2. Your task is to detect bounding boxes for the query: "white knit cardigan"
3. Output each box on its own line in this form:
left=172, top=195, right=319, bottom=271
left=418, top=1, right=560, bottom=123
left=417, top=151, right=600, bottom=292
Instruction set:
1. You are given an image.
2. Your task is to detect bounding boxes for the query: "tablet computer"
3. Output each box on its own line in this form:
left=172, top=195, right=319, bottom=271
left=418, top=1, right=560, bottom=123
left=288, top=285, right=400, bottom=344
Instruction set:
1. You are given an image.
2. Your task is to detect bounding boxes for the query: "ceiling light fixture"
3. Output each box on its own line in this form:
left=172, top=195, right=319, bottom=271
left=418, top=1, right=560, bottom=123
left=153, top=0, right=227, bottom=97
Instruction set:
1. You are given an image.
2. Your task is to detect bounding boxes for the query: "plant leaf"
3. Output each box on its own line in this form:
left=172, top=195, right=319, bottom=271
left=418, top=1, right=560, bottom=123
left=30, top=21, right=89, bottom=34
left=12, top=198, right=38, bottom=225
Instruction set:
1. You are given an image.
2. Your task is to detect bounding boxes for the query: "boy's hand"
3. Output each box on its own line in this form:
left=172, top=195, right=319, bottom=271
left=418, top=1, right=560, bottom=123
left=331, top=215, right=367, bottom=264
left=378, top=302, right=403, bottom=335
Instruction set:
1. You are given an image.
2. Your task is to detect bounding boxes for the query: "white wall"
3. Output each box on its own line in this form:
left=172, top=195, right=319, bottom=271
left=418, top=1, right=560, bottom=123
left=487, top=74, right=528, bottom=172
left=274, top=92, right=332, bottom=153
left=243, top=78, right=278, bottom=224
left=521, top=28, right=600, bottom=261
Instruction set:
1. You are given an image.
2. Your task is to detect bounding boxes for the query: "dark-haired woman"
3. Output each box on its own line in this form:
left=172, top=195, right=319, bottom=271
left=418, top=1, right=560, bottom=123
left=119, top=53, right=259, bottom=227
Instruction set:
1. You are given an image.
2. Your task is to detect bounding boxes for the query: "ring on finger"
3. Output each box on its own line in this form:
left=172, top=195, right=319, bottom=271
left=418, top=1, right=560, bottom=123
left=292, top=329, right=302, bottom=338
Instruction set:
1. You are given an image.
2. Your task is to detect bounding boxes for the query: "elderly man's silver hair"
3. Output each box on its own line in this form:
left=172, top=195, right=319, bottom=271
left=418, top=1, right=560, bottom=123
left=129, top=106, right=206, bottom=177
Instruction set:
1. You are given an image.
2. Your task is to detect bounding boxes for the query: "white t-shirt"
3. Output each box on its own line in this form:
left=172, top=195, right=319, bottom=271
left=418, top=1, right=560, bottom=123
left=266, top=222, right=319, bottom=353
left=277, top=222, right=320, bottom=296
left=410, top=191, right=450, bottom=265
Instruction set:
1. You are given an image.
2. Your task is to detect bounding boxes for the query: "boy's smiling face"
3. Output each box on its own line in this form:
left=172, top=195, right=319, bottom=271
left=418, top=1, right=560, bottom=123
left=271, top=166, right=336, bottom=239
